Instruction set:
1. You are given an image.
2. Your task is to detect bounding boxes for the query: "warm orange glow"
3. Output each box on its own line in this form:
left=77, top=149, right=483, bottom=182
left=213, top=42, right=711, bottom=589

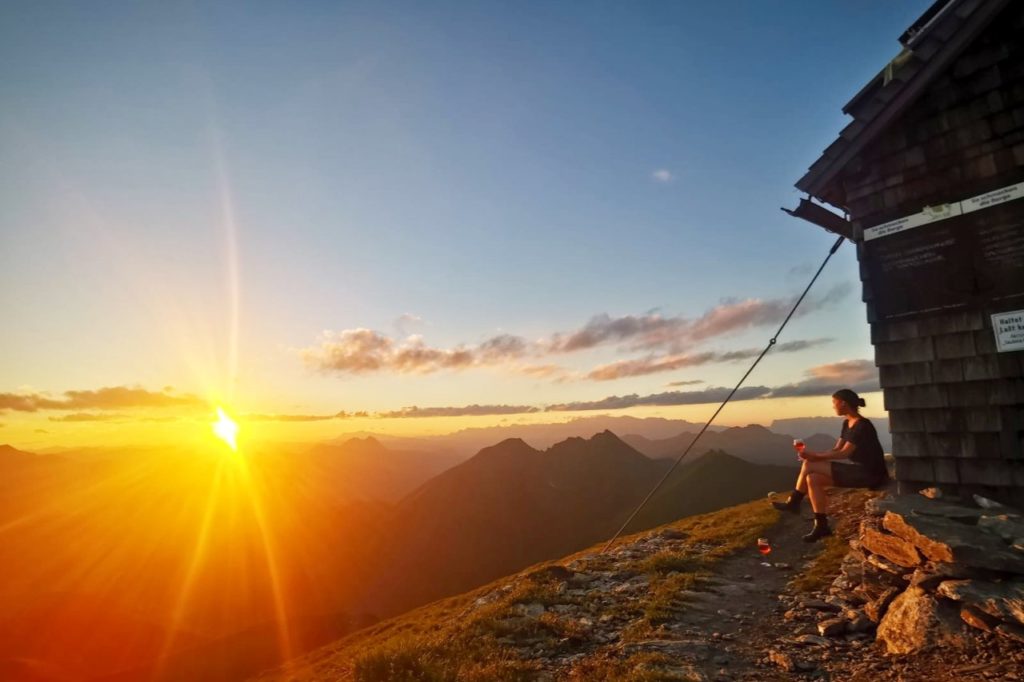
left=212, top=406, right=239, bottom=451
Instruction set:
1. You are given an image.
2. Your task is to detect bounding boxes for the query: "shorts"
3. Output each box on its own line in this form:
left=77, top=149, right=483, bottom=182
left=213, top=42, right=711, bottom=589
left=831, top=462, right=886, bottom=489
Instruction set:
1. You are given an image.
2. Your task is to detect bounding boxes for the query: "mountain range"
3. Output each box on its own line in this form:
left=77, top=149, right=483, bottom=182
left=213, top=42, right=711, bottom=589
left=0, top=420, right=836, bottom=680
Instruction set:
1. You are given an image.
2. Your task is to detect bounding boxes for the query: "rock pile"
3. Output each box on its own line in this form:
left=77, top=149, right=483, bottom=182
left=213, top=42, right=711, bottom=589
left=827, top=490, right=1024, bottom=654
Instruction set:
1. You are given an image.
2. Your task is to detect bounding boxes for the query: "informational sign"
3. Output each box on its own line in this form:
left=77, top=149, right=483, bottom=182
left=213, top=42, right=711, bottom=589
left=864, top=203, right=962, bottom=241
left=863, top=202, right=1024, bottom=320
left=962, top=182, right=1024, bottom=214
left=863, top=181, right=1024, bottom=241
left=992, top=309, right=1024, bottom=353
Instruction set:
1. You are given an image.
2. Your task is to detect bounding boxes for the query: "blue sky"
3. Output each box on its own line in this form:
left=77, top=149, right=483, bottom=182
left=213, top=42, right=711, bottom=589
left=0, top=2, right=933, bottom=444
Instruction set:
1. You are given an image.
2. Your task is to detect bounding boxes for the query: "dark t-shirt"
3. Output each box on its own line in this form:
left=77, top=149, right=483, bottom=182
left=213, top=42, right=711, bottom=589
left=840, top=417, right=887, bottom=478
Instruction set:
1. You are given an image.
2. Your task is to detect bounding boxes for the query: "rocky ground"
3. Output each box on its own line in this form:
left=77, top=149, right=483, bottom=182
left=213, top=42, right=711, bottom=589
left=455, top=490, right=1024, bottom=681
left=254, top=490, right=1024, bottom=681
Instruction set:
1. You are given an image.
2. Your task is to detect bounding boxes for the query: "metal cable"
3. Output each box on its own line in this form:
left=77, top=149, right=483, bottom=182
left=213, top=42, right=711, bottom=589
left=600, top=234, right=846, bottom=553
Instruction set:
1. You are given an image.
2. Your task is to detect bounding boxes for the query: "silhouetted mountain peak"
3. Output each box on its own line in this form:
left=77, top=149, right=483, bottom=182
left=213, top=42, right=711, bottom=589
left=342, top=436, right=386, bottom=451
left=590, top=429, right=623, bottom=443
left=473, top=438, right=539, bottom=462
left=724, top=424, right=772, bottom=435
left=0, top=443, right=32, bottom=458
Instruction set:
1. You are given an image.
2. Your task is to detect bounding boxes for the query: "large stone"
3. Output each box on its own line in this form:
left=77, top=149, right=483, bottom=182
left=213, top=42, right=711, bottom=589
left=977, top=514, right=1024, bottom=543
left=960, top=605, right=1000, bottom=632
left=876, top=586, right=971, bottom=654
left=861, top=522, right=923, bottom=568
left=936, top=579, right=1024, bottom=627
left=909, top=561, right=993, bottom=591
left=882, top=511, right=1024, bottom=573
left=871, top=495, right=987, bottom=523
left=839, top=550, right=866, bottom=583
left=817, top=618, right=847, bottom=637
left=864, top=586, right=901, bottom=623
left=867, top=551, right=914, bottom=576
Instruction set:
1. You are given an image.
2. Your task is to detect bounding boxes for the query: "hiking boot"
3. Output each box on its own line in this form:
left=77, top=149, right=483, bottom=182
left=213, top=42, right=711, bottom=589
left=802, top=519, right=832, bottom=543
left=771, top=491, right=804, bottom=514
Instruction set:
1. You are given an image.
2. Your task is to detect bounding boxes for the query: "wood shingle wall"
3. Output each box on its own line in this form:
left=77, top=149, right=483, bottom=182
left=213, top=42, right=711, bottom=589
left=839, top=3, right=1024, bottom=505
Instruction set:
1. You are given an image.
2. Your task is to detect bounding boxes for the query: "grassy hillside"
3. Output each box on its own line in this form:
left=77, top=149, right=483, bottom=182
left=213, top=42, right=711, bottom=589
left=250, top=499, right=782, bottom=682
left=624, top=450, right=798, bottom=533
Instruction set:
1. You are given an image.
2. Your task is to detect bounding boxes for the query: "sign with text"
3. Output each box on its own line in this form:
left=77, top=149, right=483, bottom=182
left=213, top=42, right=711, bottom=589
left=863, top=181, right=1024, bottom=241
left=992, top=309, right=1024, bottom=353
left=863, top=203, right=1024, bottom=320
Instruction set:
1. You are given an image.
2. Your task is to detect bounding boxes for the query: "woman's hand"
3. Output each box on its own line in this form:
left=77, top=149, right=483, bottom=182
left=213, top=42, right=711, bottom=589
left=799, top=450, right=822, bottom=462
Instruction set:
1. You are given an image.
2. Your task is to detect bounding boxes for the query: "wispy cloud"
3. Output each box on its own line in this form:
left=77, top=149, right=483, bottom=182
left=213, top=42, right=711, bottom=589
left=49, top=412, right=128, bottom=422
left=545, top=287, right=846, bottom=355
left=651, top=169, right=674, bottom=183
left=377, top=404, right=540, bottom=418
left=395, top=313, right=424, bottom=335
left=769, top=359, right=879, bottom=398
left=243, top=413, right=343, bottom=422
left=584, top=338, right=832, bottom=381
left=0, top=386, right=204, bottom=413
left=546, top=385, right=773, bottom=412
left=303, top=288, right=847, bottom=379
left=666, top=379, right=704, bottom=387
left=301, top=329, right=530, bottom=375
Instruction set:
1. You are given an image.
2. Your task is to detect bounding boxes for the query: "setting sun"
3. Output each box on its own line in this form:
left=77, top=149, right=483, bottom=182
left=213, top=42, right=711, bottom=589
left=212, top=407, right=239, bottom=451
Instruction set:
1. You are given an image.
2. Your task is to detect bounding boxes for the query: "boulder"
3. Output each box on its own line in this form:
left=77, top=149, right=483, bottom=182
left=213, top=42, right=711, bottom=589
left=860, top=520, right=923, bottom=568
left=838, top=550, right=866, bottom=583
left=864, top=586, right=901, bottom=623
left=867, top=552, right=914, bottom=576
left=977, top=514, right=1024, bottom=543
left=871, top=495, right=987, bottom=523
left=936, top=578, right=1024, bottom=627
left=876, top=586, right=970, bottom=654
left=817, top=618, right=847, bottom=637
left=909, top=561, right=992, bottom=591
left=882, top=511, right=1024, bottom=573
left=959, top=605, right=1000, bottom=632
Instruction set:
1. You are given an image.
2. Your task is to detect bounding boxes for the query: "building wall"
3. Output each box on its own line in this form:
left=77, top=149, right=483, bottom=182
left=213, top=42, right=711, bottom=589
left=839, top=3, right=1024, bottom=505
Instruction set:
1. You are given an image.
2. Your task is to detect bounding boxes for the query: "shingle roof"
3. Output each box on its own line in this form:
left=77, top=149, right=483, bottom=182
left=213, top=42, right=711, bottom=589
left=794, top=0, right=1011, bottom=209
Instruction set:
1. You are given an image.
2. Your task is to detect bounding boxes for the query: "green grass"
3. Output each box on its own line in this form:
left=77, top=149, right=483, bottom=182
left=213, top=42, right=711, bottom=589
left=566, top=651, right=696, bottom=681
left=265, top=500, right=784, bottom=681
left=789, top=488, right=882, bottom=593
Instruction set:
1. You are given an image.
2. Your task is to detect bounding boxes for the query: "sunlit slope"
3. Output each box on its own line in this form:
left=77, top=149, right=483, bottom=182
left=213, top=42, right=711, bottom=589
left=0, top=445, right=386, bottom=680
left=249, top=498, right=783, bottom=682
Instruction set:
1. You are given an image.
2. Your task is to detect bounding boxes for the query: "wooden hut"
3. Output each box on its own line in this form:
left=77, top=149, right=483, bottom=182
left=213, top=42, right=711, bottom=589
left=789, top=0, right=1024, bottom=505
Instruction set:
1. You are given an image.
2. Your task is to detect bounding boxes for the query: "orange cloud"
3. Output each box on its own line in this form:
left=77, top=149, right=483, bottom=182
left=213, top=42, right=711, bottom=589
left=0, top=386, right=203, bottom=413
left=585, top=339, right=831, bottom=381
left=546, top=385, right=773, bottom=412
left=769, top=359, right=878, bottom=398
left=545, top=286, right=845, bottom=354
left=377, top=404, right=540, bottom=418
left=49, top=413, right=128, bottom=422
left=301, top=329, right=529, bottom=375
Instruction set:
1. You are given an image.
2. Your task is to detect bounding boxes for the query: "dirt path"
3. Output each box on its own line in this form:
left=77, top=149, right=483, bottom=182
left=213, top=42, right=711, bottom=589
left=606, top=507, right=819, bottom=681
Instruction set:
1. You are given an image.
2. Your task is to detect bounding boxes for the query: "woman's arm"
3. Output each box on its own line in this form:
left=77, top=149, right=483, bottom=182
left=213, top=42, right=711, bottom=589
left=802, top=440, right=856, bottom=462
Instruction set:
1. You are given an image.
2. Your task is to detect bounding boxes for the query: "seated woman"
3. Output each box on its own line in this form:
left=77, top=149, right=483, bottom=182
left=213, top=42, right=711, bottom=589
left=772, top=388, right=889, bottom=542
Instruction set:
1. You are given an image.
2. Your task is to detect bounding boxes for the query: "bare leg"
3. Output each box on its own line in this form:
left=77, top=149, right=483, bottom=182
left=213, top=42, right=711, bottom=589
left=806, top=463, right=834, bottom=514
left=795, top=461, right=809, bottom=493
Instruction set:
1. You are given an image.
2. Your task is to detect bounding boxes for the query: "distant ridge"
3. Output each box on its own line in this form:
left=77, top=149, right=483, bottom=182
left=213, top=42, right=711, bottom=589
left=622, top=424, right=835, bottom=467
left=355, top=430, right=800, bottom=619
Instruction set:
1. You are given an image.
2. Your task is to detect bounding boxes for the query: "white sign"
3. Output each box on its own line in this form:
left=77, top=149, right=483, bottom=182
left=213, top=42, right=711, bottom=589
left=962, top=182, right=1024, bottom=214
left=864, top=203, right=961, bottom=241
left=863, top=181, right=1024, bottom=241
left=992, top=309, right=1024, bottom=353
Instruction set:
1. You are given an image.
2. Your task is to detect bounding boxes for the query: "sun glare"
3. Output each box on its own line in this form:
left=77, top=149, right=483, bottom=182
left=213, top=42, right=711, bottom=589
left=212, top=407, right=239, bottom=451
